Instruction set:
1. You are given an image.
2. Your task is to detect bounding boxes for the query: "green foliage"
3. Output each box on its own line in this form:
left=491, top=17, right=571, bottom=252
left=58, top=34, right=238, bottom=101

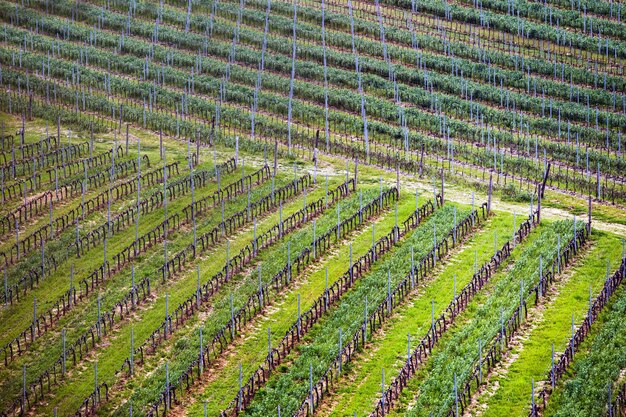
left=404, top=220, right=574, bottom=417
left=246, top=205, right=469, bottom=416
left=546, top=288, right=626, bottom=417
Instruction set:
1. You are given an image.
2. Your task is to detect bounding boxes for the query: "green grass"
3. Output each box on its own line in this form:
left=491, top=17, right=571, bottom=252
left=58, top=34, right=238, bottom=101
left=478, top=232, right=624, bottom=417
left=543, top=286, right=626, bottom=417
left=244, top=204, right=470, bottom=416
left=175, top=189, right=419, bottom=416
left=384, top=220, right=575, bottom=417
left=0, top=162, right=231, bottom=347
left=94, top=183, right=381, bottom=416
left=17, top=176, right=335, bottom=416
left=0, top=169, right=296, bottom=411
left=319, top=210, right=516, bottom=417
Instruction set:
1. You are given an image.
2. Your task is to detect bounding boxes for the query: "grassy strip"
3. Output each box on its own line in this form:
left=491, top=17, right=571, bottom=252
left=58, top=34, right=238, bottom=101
left=18, top=174, right=327, bottom=416
left=0, top=160, right=238, bottom=352
left=0, top=151, right=164, bottom=280
left=478, top=232, right=624, bottom=417
left=321, top=211, right=515, bottom=417
left=77, top=184, right=377, bottom=416
left=180, top=193, right=421, bottom=416
left=129, top=187, right=393, bottom=417
left=0, top=169, right=296, bottom=413
left=543, top=285, right=626, bottom=416
left=244, top=204, right=468, bottom=416
left=0, top=166, right=277, bottom=413
left=386, top=220, right=575, bottom=417
left=0, top=159, right=231, bottom=309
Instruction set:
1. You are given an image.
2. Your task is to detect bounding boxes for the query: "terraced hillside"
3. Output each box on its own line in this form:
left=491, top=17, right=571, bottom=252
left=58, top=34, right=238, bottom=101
left=0, top=0, right=624, bottom=416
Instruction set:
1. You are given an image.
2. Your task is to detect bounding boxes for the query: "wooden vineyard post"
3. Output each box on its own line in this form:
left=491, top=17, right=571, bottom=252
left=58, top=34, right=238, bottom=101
left=20, top=113, right=26, bottom=147
left=279, top=203, right=283, bottom=237
left=166, top=361, right=170, bottom=409
left=474, top=251, right=478, bottom=274
left=440, top=169, right=444, bottom=205
left=309, top=363, right=314, bottom=414
left=380, top=176, right=383, bottom=210
left=33, top=297, right=37, bottom=334
left=125, top=124, right=129, bottom=155
left=165, top=293, right=169, bottom=338
left=61, top=328, right=66, bottom=376
left=297, top=293, right=302, bottom=336
left=381, top=367, right=385, bottom=416
left=69, top=266, right=74, bottom=308
left=253, top=218, right=258, bottom=256
left=364, top=296, right=368, bottom=343
left=273, top=139, right=278, bottom=177
left=454, top=274, right=457, bottom=299
left=550, top=342, right=556, bottom=389
left=407, top=334, right=411, bottom=364
left=221, top=201, right=225, bottom=237
left=350, top=244, right=353, bottom=269
left=199, top=328, right=203, bottom=374
left=94, top=361, right=98, bottom=406
left=478, top=338, right=483, bottom=384
left=587, top=196, right=591, bottom=234
left=596, top=163, right=601, bottom=199
left=538, top=185, right=542, bottom=224
left=419, top=144, right=425, bottom=177
left=387, top=270, right=392, bottom=315
left=453, top=207, right=458, bottom=244
left=97, top=296, right=102, bottom=339
left=159, top=129, right=163, bottom=160
left=411, top=247, right=415, bottom=288
left=312, top=220, right=316, bottom=258
left=589, top=285, right=593, bottom=324
left=415, top=189, right=419, bottom=212
left=431, top=299, right=435, bottom=330
left=258, top=266, right=263, bottom=308
left=130, top=328, right=134, bottom=377
left=396, top=163, right=400, bottom=196
left=313, top=147, right=317, bottom=184
left=337, top=203, right=341, bottom=241
left=196, top=130, right=201, bottom=167
left=574, top=215, right=577, bottom=251
left=540, top=162, right=551, bottom=198
left=433, top=223, right=437, bottom=264
left=531, top=379, right=535, bottom=413
left=338, top=329, right=343, bottom=373
left=487, top=172, right=493, bottom=215
left=572, top=313, right=576, bottom=357
left=197, top=266, right=201, bottom=309
left=89, top=122, right=94, bottom=159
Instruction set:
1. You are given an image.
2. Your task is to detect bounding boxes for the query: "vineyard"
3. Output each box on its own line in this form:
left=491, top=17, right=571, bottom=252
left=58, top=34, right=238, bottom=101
left=0, top=0, right=624, bottom=416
